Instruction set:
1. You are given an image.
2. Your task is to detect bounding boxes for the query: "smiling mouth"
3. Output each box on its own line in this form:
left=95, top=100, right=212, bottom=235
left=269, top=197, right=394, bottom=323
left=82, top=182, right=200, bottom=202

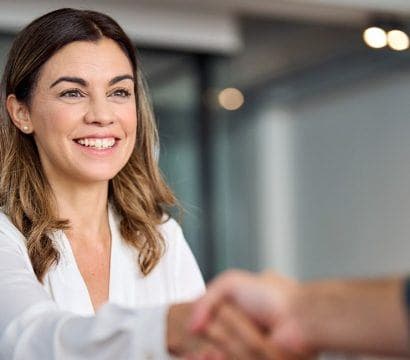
left=74, top=137, right=117, bottom=149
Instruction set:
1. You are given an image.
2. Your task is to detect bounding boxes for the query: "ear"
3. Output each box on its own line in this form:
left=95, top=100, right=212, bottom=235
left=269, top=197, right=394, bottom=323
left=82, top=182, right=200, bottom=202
left=6, top=94, right=33, bottom=134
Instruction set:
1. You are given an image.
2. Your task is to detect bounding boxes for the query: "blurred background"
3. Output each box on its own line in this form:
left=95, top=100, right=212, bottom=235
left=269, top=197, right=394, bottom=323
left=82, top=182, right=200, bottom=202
left=1, top=0, right=410, bottom=282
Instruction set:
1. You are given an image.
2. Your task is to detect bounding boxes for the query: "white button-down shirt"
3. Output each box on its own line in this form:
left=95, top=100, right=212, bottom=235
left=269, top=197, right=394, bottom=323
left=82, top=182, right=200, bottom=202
left=0, top=206, right=205, bottom=359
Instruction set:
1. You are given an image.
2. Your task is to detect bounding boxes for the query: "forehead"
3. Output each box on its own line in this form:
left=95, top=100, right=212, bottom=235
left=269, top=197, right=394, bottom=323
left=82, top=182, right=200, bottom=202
left=39, top=38, right=133, bottom=83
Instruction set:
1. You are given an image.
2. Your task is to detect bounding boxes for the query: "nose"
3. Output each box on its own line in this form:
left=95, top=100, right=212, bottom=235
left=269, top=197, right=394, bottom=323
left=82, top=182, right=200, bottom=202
left=84, top=96, right=115, bottom=126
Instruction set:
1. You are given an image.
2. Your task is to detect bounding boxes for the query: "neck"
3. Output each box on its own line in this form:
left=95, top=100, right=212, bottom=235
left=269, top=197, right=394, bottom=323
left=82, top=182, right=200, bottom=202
left=49, top=178, right=110, bottom=245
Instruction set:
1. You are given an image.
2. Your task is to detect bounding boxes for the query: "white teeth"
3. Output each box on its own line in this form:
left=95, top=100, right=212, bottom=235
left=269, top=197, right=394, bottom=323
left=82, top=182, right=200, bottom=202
left=76, top=137, right=116, bottom=149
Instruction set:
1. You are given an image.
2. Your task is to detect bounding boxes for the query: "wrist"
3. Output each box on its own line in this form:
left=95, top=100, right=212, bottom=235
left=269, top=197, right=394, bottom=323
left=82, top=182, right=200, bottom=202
left=269, top=281, right=320, bottom=354
left=166, top=304, right=180, bottom=355
left=294, top=281, right=341, bottom=352
left=166, top=302, right=192, bottom=356
left=289, top=282, right=321, bottom=352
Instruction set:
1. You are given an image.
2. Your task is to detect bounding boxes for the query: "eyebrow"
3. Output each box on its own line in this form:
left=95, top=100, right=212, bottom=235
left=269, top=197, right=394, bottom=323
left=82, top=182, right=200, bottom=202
left=109, top=74, right=134, bottom=86
left=50, top=76, right=86, bottom=88
left=49, top=74, right=134, bottom=88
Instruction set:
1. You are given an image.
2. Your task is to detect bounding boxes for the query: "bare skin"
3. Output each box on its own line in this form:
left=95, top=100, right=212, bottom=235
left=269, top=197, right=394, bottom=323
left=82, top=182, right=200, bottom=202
left=67, top=215, right=112, bottom=312
left=191, top=270, right=410, bottom=358
left=168, top=301, right=279, bottom=360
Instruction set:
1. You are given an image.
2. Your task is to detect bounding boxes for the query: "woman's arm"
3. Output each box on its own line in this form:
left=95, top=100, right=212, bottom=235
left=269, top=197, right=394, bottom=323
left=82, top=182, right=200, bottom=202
left=0, top=231, right=174, bottom=359
left=0, top=217, right=270, bottom=359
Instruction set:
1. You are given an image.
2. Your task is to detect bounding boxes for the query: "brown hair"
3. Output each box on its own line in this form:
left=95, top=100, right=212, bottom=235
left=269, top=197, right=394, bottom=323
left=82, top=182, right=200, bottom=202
left=0, top=8, right=177, bottom=281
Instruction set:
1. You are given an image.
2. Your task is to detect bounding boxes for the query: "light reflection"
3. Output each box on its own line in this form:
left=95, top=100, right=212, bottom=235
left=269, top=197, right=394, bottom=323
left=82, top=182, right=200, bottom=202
left=218, top=88, right=244, bottom=111
left=363, top=27, right=387, bottom=49
left=387, top=29, right=409, bottom=51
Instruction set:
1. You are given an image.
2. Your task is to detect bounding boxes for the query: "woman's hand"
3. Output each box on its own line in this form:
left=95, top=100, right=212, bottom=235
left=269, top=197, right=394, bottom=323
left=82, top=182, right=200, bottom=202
left=167, top=302, right=225, bottom=358
left=167, top=300, right=279, bottom=360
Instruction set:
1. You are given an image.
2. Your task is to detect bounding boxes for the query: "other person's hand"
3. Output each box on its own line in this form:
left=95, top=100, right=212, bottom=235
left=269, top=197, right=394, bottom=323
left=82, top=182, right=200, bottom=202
left=190, top=270, right=316, bottom=358
left=168, top=299, right=280, bottom=359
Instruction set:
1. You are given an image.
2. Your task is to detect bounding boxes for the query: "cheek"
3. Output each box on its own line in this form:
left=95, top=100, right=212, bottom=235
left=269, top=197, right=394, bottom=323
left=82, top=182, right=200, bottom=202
left=120, top=104, right=137, bottom=135
left=31, top=118, right=58, bottom=148
left=31, top=101, right=78, bottom=138
left=126, top=117, right=137, bottom=152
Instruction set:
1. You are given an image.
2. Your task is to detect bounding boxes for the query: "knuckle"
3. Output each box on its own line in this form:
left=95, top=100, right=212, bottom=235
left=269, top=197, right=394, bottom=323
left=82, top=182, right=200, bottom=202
left=221, top=269, right=241, bottom=281
left=246, top=336, right=265, bottom=354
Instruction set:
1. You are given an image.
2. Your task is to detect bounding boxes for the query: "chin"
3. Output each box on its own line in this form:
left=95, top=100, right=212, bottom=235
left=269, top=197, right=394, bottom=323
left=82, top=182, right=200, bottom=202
left=75, top=167, right=123, bottom=183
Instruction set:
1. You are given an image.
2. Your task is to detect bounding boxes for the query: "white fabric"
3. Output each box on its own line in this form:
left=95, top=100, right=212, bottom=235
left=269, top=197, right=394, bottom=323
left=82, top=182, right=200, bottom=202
left=0, top=206, right=205, bottom=359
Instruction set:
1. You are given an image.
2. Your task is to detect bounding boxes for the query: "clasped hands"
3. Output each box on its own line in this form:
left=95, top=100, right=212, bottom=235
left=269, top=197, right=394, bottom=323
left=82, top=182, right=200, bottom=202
left=167, top=271, right=315, bottom=360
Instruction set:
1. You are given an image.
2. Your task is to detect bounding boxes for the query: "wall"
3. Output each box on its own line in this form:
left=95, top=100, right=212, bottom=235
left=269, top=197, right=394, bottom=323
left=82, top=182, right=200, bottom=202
left=255, top=63, right=410, bottom=280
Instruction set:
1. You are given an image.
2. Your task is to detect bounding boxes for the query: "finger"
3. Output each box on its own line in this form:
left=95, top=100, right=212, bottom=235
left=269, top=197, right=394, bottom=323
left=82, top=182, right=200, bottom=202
left=190, top=270, right=255, bottom=332
left=211, top=306, right=250, bottom=360
left=218, top=304, right=301, bottom=360
left=204, top=311, right=236, bottom=355
left=199, top=345, right=227, bottom=360
left=269, top=328, right=318, bottom=360
left=184, top=344, right=227, bottom=360
left=205, top=304, right=296, bottom=360
left=224, top=305, right=268, bottom=358
left=215, top=303, right=270, bottom=360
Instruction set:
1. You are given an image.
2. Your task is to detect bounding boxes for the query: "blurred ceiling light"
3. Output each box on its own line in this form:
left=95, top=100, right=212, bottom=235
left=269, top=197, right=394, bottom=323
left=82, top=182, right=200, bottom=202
left=218, top=88, right=244, bottom=111
left=387, top=29, right=409, bottom=51
left=363, top=26, right=387, bottom=49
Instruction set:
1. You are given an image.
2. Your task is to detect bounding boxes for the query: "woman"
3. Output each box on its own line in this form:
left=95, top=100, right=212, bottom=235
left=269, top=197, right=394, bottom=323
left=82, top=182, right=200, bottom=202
left=0, top=7, right=205, bottom=359
left=0, top=8, right=273, bottom=360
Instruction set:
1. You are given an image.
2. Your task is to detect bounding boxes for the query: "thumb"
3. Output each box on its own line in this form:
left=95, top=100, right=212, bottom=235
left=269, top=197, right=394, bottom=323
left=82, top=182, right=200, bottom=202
left=189, top=270, right=255, bottom=332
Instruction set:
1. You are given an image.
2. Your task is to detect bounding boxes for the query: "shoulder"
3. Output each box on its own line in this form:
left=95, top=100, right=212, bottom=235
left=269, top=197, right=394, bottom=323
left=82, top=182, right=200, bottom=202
left=0, top=211, right=29, bottom=263
left=157, top=216, right=205, bottom=298
left=157, top=216, right=200, bottom=273
left=157, top=215, right=189, bottom=255
left=158, top=215, right=184, bottom=243
left=0, top=210, right=27, bottom=249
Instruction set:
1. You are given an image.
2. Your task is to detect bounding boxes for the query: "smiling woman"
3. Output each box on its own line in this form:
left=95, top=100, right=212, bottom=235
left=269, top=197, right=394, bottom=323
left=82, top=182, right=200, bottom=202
left=0, top=8, right=210, bottom=359
left=8, top=39, right=139, bottom=189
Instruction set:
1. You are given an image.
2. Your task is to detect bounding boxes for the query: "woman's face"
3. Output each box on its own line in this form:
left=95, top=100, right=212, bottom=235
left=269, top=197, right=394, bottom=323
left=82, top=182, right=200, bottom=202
left=25, top=37, right=137, bottom=185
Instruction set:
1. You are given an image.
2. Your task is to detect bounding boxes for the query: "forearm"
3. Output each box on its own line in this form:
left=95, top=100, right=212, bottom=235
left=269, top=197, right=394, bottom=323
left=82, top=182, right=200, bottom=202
left=299, top=277, right=410, bottom=356
left=1, top=302, right=169, bottom=359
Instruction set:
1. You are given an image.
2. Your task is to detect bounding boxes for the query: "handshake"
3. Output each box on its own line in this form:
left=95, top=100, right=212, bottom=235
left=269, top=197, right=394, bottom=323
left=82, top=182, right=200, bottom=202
left=167, top=271, right=410, bottom=359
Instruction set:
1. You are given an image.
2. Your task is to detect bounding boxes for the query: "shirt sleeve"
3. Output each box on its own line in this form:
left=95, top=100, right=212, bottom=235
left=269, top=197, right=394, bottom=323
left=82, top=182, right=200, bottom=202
left=0, top=220, right=171, bottom=359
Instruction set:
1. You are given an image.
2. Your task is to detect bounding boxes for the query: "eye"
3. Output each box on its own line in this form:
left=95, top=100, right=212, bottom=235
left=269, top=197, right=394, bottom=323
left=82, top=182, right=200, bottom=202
left=59, top=89, right=85, bottom=98
left=110, top=88, right=131, bottom=98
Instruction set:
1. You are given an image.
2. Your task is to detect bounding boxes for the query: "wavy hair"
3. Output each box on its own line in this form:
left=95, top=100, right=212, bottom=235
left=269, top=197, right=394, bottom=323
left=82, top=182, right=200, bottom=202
left=0, top=8, right=177, bottom=281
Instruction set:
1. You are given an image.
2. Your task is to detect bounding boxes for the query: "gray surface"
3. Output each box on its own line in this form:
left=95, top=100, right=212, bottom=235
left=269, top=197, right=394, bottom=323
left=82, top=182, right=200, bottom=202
left=292, top=69, right=410, bottom=279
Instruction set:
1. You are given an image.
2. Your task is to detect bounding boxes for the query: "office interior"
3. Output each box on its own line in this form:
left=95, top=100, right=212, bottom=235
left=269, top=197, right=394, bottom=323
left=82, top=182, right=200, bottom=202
left=1, top=0, right=410, bottom=282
